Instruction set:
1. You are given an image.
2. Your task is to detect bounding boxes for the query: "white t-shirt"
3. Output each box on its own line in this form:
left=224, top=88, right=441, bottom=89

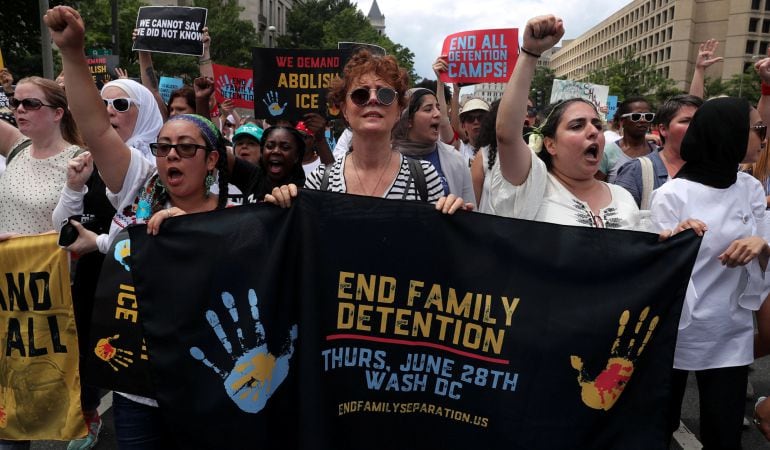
left=332, top=128, right=352, bottom=160
left=487, top=149, right=646, bottom=231
left=650, top=173, right=770, bottom=370
left=0, top=138, right=83, bottom=234
left=303, top=156, right=322, bottom=178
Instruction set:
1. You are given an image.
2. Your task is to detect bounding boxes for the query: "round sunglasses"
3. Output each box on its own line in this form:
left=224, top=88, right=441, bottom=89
left=9, top=97, right=57, bottom=111
left=348, top=87, right=398, bottom=107
left=149, top=143, right=209, bottom=158
left=103, top=97, right=138, bottom=113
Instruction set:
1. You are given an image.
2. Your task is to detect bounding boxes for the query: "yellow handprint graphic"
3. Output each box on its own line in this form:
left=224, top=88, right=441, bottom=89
left=94, top=335, right=135, bottom=371
left=570, top=307, right=659, bottom=411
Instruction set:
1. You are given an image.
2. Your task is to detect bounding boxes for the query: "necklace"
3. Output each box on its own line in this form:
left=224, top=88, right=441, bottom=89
left=351, top=151, right=394, bottom=197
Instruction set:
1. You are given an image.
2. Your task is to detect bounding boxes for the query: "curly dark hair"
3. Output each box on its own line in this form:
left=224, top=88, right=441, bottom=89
left=475, top=99, right=501, bottom=170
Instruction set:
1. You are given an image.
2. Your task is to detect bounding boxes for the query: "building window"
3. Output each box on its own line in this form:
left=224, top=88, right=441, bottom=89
left=761, top=41, right=769, bottom=54
left=747, top=39, right=757, bottom=54
left=751, top=18, right=760, bottom=32
left=666, top=46, right=671, bottom=59
left=764, top=19, right=770, bottom=33
left=753, top=0, right=761, bottom=8
left=667, top=27, right=672, bottom=40
left=766, top=0, right=770, bottom=11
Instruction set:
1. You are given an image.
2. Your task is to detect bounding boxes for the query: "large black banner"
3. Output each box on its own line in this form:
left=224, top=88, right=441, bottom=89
left=132, top=6, right=207, bottom=56
left=128, top=190, right=700, bottom=449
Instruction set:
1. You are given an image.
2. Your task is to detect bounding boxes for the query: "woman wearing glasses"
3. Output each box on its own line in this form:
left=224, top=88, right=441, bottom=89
left=267, top=50, right=470, bottom=213
left=650, top=97, right=770, bottom=450
left=0, top=76, right=84, bottom=237
left=46, top=6, right=230, bottom=448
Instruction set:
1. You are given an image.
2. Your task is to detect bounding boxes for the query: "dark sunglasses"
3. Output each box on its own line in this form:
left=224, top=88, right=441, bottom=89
left=526, top=106, right=538, bottom=116
left=9, top=97, right=57, bottom=111
left=103, top=97, right=137, bottom=113
left=462, top=112, right=486, bottom=123
left=752, top=124, right=768, bottom=141
left=621, top=112, right=655, bottom=122
left=349, top=87, right=398, bottom=106
left=149, top=142, right=209, bottom=158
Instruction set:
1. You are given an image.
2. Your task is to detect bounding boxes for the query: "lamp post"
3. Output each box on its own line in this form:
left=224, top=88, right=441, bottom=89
left=267, top=25, right=276, bottom=48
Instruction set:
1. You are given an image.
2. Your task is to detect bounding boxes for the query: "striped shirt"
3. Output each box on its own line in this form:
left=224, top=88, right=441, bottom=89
left=306, top=154, right=444, bottom=202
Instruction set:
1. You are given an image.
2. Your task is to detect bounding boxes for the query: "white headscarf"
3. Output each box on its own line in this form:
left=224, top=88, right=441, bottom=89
left=101, top=79, right=163, bottom=162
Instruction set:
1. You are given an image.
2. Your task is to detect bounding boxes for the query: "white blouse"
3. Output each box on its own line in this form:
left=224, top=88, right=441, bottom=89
left=650, top=173, right=770, bottom=370
left=487, top=149, right=647, bottom=231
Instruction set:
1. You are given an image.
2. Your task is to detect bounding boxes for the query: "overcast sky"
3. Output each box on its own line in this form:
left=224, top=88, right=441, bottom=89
left=355, top=0, right=631, bottom=81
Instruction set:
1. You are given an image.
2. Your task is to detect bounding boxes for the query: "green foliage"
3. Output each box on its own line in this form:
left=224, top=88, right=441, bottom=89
left=723, top=66, right=761, bottom=102
left=531, top=66, right=555, bottom=107
left=0, top=0, right=69, bottom=77
left=585, top=51, right=682, bottom=104
left=278, top=0, right=418, bottom=83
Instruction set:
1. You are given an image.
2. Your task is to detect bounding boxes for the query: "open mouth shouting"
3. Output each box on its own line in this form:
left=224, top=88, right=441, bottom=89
left=165, top=166, right=185, bottom=187
left=584, top=143, right=601, bottom=163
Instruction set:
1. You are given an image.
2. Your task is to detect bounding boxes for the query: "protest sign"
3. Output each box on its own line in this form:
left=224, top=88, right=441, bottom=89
left=0, top=234, right=86, bottom=440
left=550, top=79, right=611, bottom=110
left=213, top=64, right=255, bottom=109
left=124, top=191, right=699, bottom=449
left=87, top=55, right=119, bottom=90
left=0, top=48, right=4, bottom=70
left=132, top=6, right=207, bottom=56
left=439, top=28, right=518, bottom=84
left=607, top=95, right=619, bottom=122
left=159, top=76, right=184, bottom=104
left=338, top=42, right=386, bottom=56
left=252, top=48, right=351, bottom=120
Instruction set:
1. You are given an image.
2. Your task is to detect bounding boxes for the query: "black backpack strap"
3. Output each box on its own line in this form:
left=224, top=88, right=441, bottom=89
left=5, top=139, right=32, bottom=165
left=406, top=157, right=428, bottom=202
left=320, top=163, right=334, bottom=191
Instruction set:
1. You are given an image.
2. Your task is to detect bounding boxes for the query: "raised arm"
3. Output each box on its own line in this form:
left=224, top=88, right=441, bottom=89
left=497, top=15, right=564, bottom=185
left=450, top=83, right=462, bottom=149
left=433, top=56, right=455, bottom=145
left=689, top=39, right=723, bottom=99
left=45, top=6, right=131, bottom=193
left=133, top=28, right=169, bottom=121
left=756, top=51, right=770, bottom=128
left=0, top=118, right=24, bottom=158
left=198, top=27, right=214, bottom=79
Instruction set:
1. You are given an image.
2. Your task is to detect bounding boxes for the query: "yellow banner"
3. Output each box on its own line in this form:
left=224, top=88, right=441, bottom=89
left=0, top=234, right=86, bottom=440
left=0, top=48, right=4, bottom=70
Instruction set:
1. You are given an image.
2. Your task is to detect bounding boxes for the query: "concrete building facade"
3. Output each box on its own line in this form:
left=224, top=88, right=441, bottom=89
left=147, top=0, right=293, bottom=48
left=548, top=0, right=770, bottom=91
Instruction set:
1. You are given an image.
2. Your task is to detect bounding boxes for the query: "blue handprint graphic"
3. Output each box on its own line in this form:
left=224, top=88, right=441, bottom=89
left=190, top=289, right=298, bottom=414
left=262, top=91, right=288, bottom=116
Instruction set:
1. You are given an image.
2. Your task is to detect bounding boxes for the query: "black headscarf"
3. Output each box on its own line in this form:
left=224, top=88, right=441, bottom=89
left=675, top=97, right=750, bottom=188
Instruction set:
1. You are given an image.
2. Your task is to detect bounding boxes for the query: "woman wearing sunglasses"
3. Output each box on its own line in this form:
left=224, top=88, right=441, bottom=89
left=46, top=6, right=231, bottom=448
left=0, top=76, right=85, bottom=238
left=101, top=78, right=164, bottom=162
left=649, top=97, right=770, bottom=450
left=267, top=50, right=470, bottom=213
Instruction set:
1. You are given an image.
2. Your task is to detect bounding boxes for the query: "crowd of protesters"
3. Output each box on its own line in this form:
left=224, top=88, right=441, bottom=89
left=0, top=4, right=769, bottom=449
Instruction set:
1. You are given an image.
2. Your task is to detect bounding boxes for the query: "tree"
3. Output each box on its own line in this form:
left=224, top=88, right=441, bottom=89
left=530, top=66, right=555, bottom=107
left=278, top=0, right=418, bottom=83
left=0, top=0, right=70, bottom=77
left=724, top=66, right=761, bottom=102
left=585, top=51, right=680, bottom=104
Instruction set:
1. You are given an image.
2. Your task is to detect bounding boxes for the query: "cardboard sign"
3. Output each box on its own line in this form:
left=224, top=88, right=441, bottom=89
left=252, top=48, right=351, bottom=120
left=439, top=29, right=518, bottom=84
left=132, top=6, right=207, bottom=56
left=87, top=55, right=119, bottom=90
left=213, top=64, right=255, bottom=109
left=159, top=76, right=185, bottom=103
left=550, top=79, right=610, bottom=110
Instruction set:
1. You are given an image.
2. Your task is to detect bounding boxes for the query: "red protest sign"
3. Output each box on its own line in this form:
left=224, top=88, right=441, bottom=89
left=213, top=64, right=254, bottom=109
left=439, top=28, right=518, bottom=84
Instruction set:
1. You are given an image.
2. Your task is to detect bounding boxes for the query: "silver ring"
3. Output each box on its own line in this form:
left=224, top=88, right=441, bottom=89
left=755, top=417, right=762, bottom=426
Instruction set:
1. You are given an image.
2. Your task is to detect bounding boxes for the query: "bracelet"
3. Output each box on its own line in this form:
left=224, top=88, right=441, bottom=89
left=198, top=57, right=211, bottom=64
left=762, top=82, right=770, bottom=96
left=520, top=47, right=541, bottom=58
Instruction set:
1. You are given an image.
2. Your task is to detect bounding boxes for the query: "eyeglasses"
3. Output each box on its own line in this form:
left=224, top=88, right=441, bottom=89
left=149, top=142, right=209, bottom=158
left=103, top=97, right=138, bottom=113
left=348, top=87, right=398, bottom=106
left=621, top=112, right=655, bottom=122
left=9, top=98, right=57, bottom=111
left=752, top=124, right=768, bottom=141
left=526, top=107, right=538, bottom=116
